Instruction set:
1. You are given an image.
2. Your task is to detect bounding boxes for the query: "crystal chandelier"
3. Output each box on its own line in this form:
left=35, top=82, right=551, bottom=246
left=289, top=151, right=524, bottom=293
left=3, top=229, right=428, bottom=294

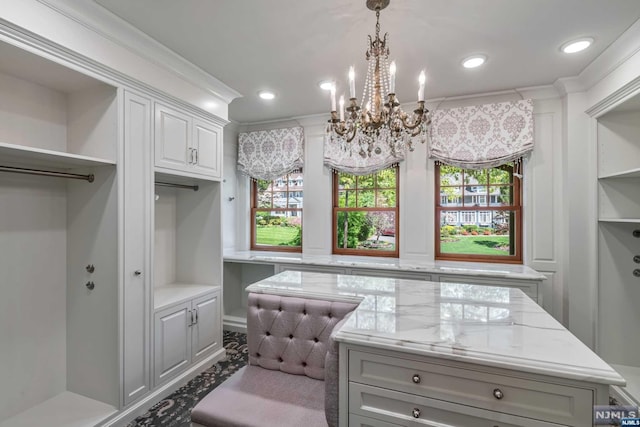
left=327, top=0, right=430, bottom=157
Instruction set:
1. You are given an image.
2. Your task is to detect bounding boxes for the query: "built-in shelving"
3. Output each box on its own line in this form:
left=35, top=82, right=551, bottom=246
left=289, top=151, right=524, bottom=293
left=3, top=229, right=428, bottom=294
left=596, top=90, right=640, bottom=407
left=0, top=142, right=115, bottom=169
left=0, top=392, right=117, bottom=427
left=612, top=364, right=640, bottom=406
left=599, top=167, right=640, bottom=180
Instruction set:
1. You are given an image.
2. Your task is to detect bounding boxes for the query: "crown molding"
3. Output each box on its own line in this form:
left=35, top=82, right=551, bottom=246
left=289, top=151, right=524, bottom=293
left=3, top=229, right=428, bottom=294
left=36, top=0, right=242, bottom=104
left=553, top=77, right=586, bottom=97
left=585, top=74, right=640, bottom=118
left=577, top=18, right=640, bottom=92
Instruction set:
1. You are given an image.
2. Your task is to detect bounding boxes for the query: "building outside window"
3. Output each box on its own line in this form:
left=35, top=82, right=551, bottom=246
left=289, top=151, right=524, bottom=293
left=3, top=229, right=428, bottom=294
left=332, top=167, right=399, bottom=257
left=436, top=162, right=522, bottom=263
left=251, top=172, right=303, bottom=252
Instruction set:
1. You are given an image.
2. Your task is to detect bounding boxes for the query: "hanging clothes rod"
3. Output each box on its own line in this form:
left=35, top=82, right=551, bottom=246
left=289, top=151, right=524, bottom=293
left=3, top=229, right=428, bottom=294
left=0, top=165, right=94, bottom=182
left=155, top=181, right=199, bottom=191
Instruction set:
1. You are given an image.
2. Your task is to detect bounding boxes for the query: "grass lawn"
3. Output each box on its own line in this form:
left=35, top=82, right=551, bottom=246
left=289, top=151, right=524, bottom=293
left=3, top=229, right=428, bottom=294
left=256, top=226, right=299, bottom=246
left=440, top=235, right=511, bottom=256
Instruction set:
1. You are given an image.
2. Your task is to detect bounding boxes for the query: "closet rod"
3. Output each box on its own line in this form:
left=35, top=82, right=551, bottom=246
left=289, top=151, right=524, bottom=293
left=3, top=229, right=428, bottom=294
left=0, top=165, right=94, bottom=182
left=155, top=181, right=199, bottom=191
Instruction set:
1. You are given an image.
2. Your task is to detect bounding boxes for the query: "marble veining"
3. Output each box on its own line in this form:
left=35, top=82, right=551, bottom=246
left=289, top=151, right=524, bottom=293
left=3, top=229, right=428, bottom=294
left=246, top=271, right=625, bottom=386
left=224, top=250, right=545, bottom=280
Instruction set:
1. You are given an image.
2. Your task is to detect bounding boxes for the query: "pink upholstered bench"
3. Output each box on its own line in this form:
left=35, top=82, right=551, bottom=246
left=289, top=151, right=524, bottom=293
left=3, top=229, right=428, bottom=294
left=191, top=293, right=357, bottom=427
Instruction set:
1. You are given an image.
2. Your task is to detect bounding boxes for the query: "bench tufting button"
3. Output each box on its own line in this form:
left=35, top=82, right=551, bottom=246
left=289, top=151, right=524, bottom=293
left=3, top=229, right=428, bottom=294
left=289, top=334, right=294, bottom=339
left=313, top=338, right=318, bottom=343
left=328, top=313, right=332, bottom=318
left=278, top=307, right=282, bottom=312
left=302, top=362, right=307, bottom=367
left=265, top=331, right=270, bottom=336
left=278, top=357, right=283, bottom=362
left=303, top=310, right=306, bottom=315
left=256, top=353, right=260, bottom=357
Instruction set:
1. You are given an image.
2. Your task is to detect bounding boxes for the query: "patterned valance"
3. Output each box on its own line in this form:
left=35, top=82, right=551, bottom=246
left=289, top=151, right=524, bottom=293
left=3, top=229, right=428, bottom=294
left=428, top=99, right=534, bottom=169
left=323, top=132, right=405, bottom=176
left=238, top=127, right=304, bottom=181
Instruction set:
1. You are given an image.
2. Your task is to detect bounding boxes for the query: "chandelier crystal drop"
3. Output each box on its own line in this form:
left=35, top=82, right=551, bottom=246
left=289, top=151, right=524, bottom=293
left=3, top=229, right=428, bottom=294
left=327, top=0, right=430, bottom=158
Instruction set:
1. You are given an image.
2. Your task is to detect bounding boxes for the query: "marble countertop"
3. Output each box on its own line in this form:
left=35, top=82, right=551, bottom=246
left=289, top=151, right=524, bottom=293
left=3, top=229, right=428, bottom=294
left=225, top=250, right=546, bottom=281
left=246, top=271, right=625, bottom=386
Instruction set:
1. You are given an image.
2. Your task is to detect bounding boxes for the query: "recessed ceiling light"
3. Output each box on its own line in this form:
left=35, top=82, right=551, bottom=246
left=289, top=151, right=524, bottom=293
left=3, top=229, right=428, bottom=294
left=258, top=90, right=276, bottom=100
left=462, top=55, right=487, bottom=69
left=561, top=38, right=593, bottom=54
left=319, top=80, right=335, bottom=91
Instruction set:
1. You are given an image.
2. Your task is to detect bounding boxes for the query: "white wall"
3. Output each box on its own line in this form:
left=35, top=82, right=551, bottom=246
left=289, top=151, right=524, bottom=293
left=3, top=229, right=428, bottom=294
left=226, top=88, right=566, bottom=322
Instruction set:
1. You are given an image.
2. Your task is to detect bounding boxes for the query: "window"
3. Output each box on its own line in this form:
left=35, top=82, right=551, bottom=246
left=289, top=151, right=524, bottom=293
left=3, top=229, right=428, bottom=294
left=436, top=162, right=522, bottom=263
left=333, top=167, right=399, bottom=257
left=251, top=172, right=303, bottom=252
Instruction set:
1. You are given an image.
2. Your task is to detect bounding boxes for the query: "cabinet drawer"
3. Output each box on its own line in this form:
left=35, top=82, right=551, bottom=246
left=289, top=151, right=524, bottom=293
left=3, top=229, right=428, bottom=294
left=349, top=350, right=591, bottom=426
left=349, top=268, right=431, bottom=282
left=349, top=413, right=403, bottom=427
left=350, top=382, right=565, bottom=427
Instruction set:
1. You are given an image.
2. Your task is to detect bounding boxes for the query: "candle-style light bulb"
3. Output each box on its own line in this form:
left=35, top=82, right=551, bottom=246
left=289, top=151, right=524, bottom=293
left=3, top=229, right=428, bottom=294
left=348, top=66, right=356, bottom=99
left=418, top=70, right=426, bottom=102
left=330, top=84, right=337, bottom=111
left=339, top=95, right=345, bottom=122
left=389, top=61, right=396, bottom=94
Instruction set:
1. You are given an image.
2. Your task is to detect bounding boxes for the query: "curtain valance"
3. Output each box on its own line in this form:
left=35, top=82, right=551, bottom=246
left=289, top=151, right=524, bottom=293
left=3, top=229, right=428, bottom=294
left=238, top=126, right=304, bottom=181
left=428, top=99, right=534, bottom=169
left=323, top=133, right=405, bottom=176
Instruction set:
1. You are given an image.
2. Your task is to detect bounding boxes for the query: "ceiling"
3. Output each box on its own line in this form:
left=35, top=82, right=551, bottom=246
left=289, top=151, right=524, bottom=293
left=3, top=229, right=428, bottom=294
left=94, top=0, right=640, bottom=124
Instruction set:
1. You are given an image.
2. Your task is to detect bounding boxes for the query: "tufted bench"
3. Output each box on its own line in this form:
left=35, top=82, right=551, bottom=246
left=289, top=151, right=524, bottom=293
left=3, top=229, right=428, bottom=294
left=191, top=293, right=357, bottom=427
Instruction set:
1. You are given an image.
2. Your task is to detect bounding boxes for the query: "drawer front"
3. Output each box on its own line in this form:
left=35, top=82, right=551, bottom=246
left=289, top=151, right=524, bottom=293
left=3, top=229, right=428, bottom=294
left=349, top=413, right=403, bottom=427
left=349, top=268, right=432, bottom=282
left=438, top=274, right=538, bottom=302
left=350, top=383, right=566, bottom=427
left=349, top=350, right=591, bottom=426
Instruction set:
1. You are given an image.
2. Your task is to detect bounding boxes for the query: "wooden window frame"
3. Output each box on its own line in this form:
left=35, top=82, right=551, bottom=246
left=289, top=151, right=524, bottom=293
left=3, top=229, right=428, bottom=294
left=435, top=163, right=522, bottom=264
left=332, top=168, right=400, bottom=258
left=251, top=172, right=302, bottom=253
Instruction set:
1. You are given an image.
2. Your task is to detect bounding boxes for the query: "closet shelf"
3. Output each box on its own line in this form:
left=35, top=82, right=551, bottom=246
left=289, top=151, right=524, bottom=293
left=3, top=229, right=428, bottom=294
left=154, top=283, right=221, bottom=310
left=611, top=364, right=640, bottom=405
left=0, top=391, right=117, bottom=427
left=599, top=167, right=640, bottom=179
left=598, top=218, right=640, bottom=223
left=0, top=142, right=115, bottom=170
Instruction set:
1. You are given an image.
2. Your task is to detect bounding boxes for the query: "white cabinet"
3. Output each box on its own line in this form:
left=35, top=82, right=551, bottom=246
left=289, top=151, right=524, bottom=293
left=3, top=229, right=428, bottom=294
left=191, top=118, right=222, bottom=178
left=154, top=103, right=222, bottom=180
left=122, top=91, right=152, bottom=406
left=595, top=92, right=640, bottom=405
left=154, top=290, right=222, bottom=386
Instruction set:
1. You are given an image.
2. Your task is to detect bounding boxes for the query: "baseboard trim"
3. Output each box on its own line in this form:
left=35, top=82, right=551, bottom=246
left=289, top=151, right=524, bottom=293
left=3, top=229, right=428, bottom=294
left=99, top=348, right=227, bottom=427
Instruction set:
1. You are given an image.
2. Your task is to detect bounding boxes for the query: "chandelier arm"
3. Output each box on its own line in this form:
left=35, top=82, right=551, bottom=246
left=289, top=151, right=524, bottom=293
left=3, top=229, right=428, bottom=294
left=400, top=114, right=423, bottom=130
left=345, top=125, right=358, bottom=143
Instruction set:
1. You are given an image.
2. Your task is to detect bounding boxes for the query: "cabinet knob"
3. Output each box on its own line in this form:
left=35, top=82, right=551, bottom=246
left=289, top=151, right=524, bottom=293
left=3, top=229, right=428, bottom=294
left=493, top=388, right=504, bottom=400
left=412, top=374, right=421, bottom=384
left=134, top=270, right=142, bottom=276
left=412, top=408, right=420, bottom=418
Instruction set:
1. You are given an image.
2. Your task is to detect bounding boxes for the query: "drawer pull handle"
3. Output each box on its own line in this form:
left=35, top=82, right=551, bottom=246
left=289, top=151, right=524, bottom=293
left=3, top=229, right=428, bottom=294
left=412, top=408, right=420, bottom=418
left=412, top=374, right=421, bottom=384
left=493, top=388, right=504, bottom=400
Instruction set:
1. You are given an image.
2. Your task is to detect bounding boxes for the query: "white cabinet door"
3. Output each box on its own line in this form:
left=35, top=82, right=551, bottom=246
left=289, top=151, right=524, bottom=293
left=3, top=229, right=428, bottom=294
left=154, top=302, right=192, bottom=386
left=122, top=91, right=152, bottom=406
left=155, top=103, right=191, bottom=173
left=191, top=291, right=222, bottom=363
left=191, top=118, right=222, bottom=179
